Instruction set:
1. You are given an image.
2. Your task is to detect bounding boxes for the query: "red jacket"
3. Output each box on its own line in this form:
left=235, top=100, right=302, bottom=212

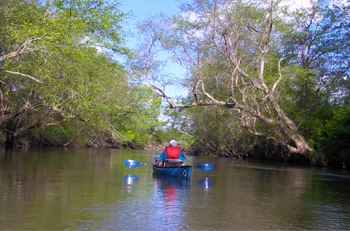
left=166, top=146, right=180, bottom=159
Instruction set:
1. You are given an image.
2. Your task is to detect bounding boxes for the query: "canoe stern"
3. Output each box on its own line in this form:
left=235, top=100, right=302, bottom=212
left=153, top=165, right=192, bottom=178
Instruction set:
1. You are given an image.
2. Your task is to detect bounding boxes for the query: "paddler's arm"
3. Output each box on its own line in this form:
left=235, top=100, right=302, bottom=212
left=158, top=151, right=167, bottom=166
left=180, top=151, right=186, bottom=166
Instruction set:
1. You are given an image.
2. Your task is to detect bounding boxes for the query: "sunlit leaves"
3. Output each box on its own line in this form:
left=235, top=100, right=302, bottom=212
left=0, top=0, right=133, bottom=145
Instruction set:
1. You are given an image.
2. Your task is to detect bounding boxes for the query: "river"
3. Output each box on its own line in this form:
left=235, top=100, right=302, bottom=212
left=0, top=147, right=350, bottom=230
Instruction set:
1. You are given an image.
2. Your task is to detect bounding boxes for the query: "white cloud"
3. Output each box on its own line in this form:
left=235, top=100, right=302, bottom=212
left=280, top=0, right=314, bottom=10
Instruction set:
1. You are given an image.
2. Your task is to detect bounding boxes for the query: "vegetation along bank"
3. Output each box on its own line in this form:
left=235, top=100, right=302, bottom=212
left=0, top=0, right=349, bottom=169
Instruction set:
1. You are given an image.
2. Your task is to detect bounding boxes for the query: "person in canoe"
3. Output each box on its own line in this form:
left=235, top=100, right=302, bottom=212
left=157, top=140, right=187, bottom=167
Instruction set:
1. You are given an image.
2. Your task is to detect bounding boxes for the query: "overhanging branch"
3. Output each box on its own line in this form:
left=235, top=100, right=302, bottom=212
left=2, top=70, right=42, bottom=83
left=0, top=36, right=45, bottom=63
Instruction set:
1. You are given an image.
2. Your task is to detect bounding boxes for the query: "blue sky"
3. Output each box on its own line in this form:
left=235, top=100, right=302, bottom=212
left=119, top=0, right=181, bottom=20
left=117, top=0, right=315, bottom=108
left=119, top=0, right=182, bottom=46
left=119, top=0, right=187, bottom=98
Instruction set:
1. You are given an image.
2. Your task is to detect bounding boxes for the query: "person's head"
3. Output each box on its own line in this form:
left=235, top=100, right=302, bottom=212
left=169, top=140, right=177, bottom=147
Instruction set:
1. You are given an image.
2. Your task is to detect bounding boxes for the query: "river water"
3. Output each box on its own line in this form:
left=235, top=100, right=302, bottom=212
left=0, top=147, right=350, bottom=230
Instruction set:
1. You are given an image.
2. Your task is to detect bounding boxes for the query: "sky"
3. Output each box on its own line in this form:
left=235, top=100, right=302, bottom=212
left=117, top=0, right=313, bottom=98
left=119, top=0, right=187, bottom=98
left=117, top=0, right=313, bottom=121
left=119, top=0, right=181, bottom=19
left=118, top=0, right=182, bottom=54
left=119, top=0, right=311, bottom=20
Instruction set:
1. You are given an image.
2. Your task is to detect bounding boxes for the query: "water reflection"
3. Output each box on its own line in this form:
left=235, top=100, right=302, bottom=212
left=152, top=174, right=190, bottom=229
left=2, top=148, right=350, bottom=230
left=154, top=174, right=191, bottom=189
left=197, top=177, right=213, bottom=190
left=123, top=174, right=140, bottom=185
left=123, top=174, right=213, bottom=190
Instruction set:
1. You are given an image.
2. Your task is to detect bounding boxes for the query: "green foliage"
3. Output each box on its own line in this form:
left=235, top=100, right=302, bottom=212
left=133, top=0, right=350, bottom=164
left=1, top=0, right=349, bottom=168
left=28, top=120, right=86, bottom=146
left=277, top=0, right=350, bottom=165
left=321, top=107, right=350, bottom=149
left=303, top=105, right=350, bottom=166
left=122, top=85, right=164, bottom=144
left=0, top=0, right=162, bottom=147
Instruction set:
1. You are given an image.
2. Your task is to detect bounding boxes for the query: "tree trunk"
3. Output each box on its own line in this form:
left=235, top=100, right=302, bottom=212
left=63, top=129, right=85, bottom=147
left=5, top=132, right=14, bottom=148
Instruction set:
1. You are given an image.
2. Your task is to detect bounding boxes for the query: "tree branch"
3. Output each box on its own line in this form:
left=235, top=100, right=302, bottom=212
left=0, top=36, right=45, bottom=63
left=272, top=58, right=285, bottom=92
left=2, top=70, right=42, bottom=83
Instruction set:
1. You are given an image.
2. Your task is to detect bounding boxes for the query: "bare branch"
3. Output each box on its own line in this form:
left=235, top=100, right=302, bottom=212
left=40, top=1, right=53, bottom=25
left=63, top=129, right=85, bottom=147
left=272, top=57, right=285, bottom=92
left=0, top=36, right=45, bottom=63
left=2, top=70, right=42, bottom=83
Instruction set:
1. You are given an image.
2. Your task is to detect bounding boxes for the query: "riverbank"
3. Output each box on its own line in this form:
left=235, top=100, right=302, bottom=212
left=2, top=138, right=348, bottom=170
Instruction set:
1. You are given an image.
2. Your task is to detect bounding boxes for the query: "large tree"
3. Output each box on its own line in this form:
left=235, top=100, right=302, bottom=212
left=280, top=0, right=350, bottom=165
left=0, top=0, right=130, bottom=146
left=133, top=0, right=313, bottom=157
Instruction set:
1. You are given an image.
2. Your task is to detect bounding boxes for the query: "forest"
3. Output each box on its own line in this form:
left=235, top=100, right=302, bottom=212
left=0, top=0, right=349, bottom=168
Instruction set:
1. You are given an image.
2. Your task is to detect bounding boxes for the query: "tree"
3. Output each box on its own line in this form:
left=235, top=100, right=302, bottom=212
left=280, top=0, right=350, bottom=165
left=134, top=0, right=312, bottom=158
left=280, top=0, right=350, bottom=113
left=0, top=0, right=130, bottom=146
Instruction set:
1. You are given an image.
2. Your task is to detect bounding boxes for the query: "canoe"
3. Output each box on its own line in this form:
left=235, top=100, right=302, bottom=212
left=123, top=159, right=213, bottom=178
left=152, top=165, right=192, bottom=178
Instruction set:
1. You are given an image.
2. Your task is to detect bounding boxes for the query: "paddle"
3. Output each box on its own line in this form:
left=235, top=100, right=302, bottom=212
left=123, top=159, right=152, bottom=168
left=124, top=159, right=214, bottom=171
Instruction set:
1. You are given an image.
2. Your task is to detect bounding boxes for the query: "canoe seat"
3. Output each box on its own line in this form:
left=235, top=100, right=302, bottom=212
left=164, top=159, right=183, bottom=167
